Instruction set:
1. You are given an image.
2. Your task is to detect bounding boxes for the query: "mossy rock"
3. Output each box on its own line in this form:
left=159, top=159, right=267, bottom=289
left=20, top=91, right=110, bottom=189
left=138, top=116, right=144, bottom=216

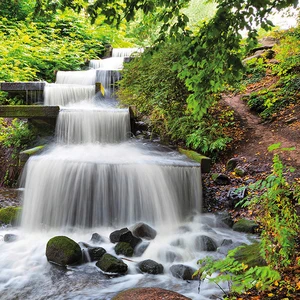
left=178, top=148, right=211, bottom=173
left=0, top=206, right=21, bottom=225
left=46, top=236, right=82, bottom=267
left=234, top=243, right=267, bottom=267
left=115, top=242, right=134, bottom=257
left=96, top=253, right=128, bottom=274
left=232, top=219, right=259, bottom=233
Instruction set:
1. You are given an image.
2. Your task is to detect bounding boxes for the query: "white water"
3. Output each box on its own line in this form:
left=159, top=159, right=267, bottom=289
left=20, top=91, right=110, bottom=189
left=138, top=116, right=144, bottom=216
left=0, top=52, right=250, bottom=299
left=89, top=57, right=124, bottom=70
left=112, top=48, right=143, bottom=57
left=96, top=70, right=121, bottom=99
left=44, top=84, right=95, bottom=106
left=56, top=70, right=97, bottom=85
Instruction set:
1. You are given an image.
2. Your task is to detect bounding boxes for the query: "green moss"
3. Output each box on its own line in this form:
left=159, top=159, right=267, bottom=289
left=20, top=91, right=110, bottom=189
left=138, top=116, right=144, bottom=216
left=178, top=148, right=211, bottom=173
left=233, top=219, right=259, bottom=233
left=234, top=243, right=267, bottom=267
left=115, top=242, right=134, bottom=257
left=96, top=253, right=128, bottom=274
left=46, top=236, right=82, bottom=266
left=0, top=206, right=21, bottom=225
left=20, top=145, right=45, bottom=155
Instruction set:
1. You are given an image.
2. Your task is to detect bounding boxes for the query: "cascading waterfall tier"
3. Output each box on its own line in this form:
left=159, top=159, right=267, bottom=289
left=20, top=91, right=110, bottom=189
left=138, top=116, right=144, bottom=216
left=112, top=48, right=143, bottom=57
left=20, top=144, right=201, bottom=230
left=89, top=57, right=124, bottom=70
left=56, top=70, right=97, bottom=85
left=44, top=83, right=95, bottom=106
left=56, top=106, right=130, bottom=143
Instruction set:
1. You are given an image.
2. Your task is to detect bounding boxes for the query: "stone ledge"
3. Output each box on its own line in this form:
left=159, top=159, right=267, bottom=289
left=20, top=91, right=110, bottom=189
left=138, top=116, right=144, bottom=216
left=0, top=105, right=59, bottom=118
left=0, top=82, right=45, bottom=91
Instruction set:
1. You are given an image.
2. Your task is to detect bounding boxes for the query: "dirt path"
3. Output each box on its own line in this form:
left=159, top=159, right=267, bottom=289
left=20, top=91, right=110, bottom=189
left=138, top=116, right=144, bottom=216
left=224, top=94, right=300, bottom=170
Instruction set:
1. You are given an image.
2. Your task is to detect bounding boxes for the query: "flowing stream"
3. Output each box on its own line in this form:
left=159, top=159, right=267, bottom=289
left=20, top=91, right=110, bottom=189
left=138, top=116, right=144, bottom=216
left=0, top=49, right=250, bottom=299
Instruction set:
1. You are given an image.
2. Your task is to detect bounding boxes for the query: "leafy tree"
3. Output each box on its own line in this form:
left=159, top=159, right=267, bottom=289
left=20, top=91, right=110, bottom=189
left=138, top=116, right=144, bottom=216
left=36, top=0, right=298, bottom=117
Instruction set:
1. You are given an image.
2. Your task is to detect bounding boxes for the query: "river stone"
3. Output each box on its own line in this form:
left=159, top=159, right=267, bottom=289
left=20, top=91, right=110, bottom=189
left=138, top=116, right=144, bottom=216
left=217, top=242, right=246, bottom=256
left=46, top=236, right=82, bottom=267
left=96, top=253, right=128, bottom=274
left=232, top=219, right=259, bottom=233
left=4, top=234, right=18, bottom=243
left=234, top=166, right=247, bottom=177
left=88, top=246, right=106, bottom=261
left=226, top=158, right=240, bottom=171
left=195, top=235, right=217, bottom=252
left=110, top=228, right=142, bottom=249
left=215, top=212, right=234, bottom=228
left=90, top=233, right=104, bottom=244
left=115, top=242, right=134, bottom=257
left=212, top=173, right=231, bottom=185
left=131, top=222, right=157, bottom=240
left=134, top=241, right=150, bottom=257
left=170, top=264, right=197, bottom=280
left=137, top=259, right=164, bottom=275
left=112, top=287, right=191, bottom=300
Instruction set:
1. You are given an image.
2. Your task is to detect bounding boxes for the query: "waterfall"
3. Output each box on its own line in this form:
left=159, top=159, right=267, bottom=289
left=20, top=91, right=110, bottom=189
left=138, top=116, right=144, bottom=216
left=89, top=57, right=124, bottom=69
left=112, top=48, right=143, bottom=57
left=56, top=70, right=97, bottom=85
left=56, top=107, right=130, bottom=143
left=44, top=84, right=95, bottom=106
left=20, top=51, right=202, bottom=231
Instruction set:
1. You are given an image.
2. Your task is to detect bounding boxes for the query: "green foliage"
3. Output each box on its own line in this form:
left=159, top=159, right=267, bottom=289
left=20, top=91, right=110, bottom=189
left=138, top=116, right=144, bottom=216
left=197, top=247, right=280, bottom=295
left=0, top=119, right=37, bottom=153
left=241, top=144, right=299, bottom=269
left=0, top=206, right=21, bottom=225
left=118, top=43, right=233, bottom=157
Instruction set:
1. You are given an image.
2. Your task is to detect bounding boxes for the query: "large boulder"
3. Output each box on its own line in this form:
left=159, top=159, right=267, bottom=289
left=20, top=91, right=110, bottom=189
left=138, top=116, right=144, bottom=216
left=195, top=235, right=217, bottom=252
left=131, top=222, right=157, bottom=240
left=88, top=247, right=106, bottom=261
left=112, top=287, right=191, bottom=300
left=110, top=228, right=142, bottom=249
left=137, top=259, right=164, bottom=275
left=96, top=253, right=128, bottom=275
left=115, top=242, right=134, bottom=257
left=46, top=236, right=82, bottom=267
left=170, top=264, right=197, bottom=280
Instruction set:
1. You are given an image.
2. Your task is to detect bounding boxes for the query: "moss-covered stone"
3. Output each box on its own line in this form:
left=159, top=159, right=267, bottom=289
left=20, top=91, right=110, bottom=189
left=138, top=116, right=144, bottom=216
left=232, top=219, right=259, bottom=233
left=46, top=236, right=82, bottom=267
left=115, top=242, right=134, bottom=257
left=178, top=148, right=211, bottom=173
left=0, top=206, right=21, bottom=225
left=96, top=253, right=128, bottom=274
left=234, top=243, right=267, bottom=267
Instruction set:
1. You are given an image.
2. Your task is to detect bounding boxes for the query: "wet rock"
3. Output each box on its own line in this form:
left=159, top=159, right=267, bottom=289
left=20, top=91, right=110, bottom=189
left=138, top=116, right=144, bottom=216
left=233, top=219, right=259, bottom=233
left=195, top=235, right=217, bottom=252
left=170, top=238, right=185, bottom=248
left=4, top=233, right=18, bottom=243
left=110, top=228, right=142, bottom=249
left=234, top=166, right=247, bottom=177
left=115, top=242, right=134, bottom=257
left=212, top=173, right=231, bottom=185
left=137, top=259, right=164, bottom=275
left=46, top=236, right=82, bottom=267
left=131, top=222, right=157, bottom=240
left=220, top=239, right=233, bottom=247
left=134, top=241, right=150, bottom=257
left=88, top=247, right=106, bottom=261
left=170, top=264, right=197, bottom=281
left=215, top=212, right=234, bottom=228
left=90, top=233, right=104, bottom=244
left=96, top=253, right=128, bottom=275
left=226, top=158, right=240, bottom=171
left=165, top=250, right=183, bottom=263
left=217, top=242, right=246, bottom=256
left=112, top=287, right=191, bottom=300
left=200, top=224, right=217, bottom=234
